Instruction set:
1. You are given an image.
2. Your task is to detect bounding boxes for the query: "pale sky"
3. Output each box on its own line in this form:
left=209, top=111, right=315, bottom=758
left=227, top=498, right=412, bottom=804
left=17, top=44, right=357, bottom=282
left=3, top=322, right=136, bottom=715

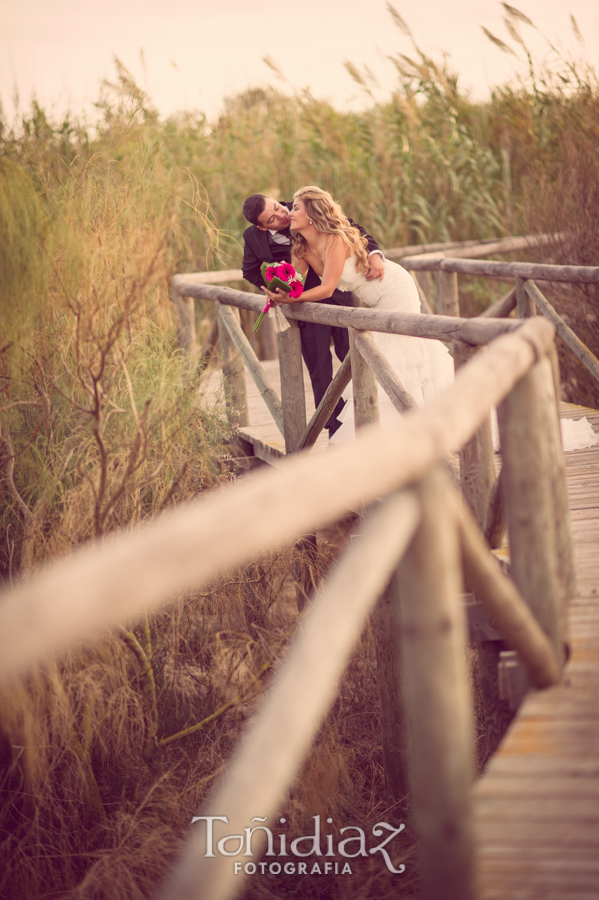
left=1, top=0, right=598, bottom=124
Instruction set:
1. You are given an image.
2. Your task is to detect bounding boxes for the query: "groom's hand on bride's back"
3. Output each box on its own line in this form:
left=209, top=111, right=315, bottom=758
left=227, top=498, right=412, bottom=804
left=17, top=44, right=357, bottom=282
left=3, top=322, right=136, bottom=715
left=364, top=253, right=385, bottom=282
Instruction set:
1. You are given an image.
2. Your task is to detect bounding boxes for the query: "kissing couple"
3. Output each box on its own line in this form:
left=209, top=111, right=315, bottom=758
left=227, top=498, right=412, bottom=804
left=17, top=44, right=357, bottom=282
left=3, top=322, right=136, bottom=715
left=242, top=187, right=453, bottom=442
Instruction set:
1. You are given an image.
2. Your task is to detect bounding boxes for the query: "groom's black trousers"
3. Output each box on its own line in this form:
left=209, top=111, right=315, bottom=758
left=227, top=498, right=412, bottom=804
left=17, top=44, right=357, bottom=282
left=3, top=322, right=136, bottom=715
left=298, top=267, right=352, bottom=434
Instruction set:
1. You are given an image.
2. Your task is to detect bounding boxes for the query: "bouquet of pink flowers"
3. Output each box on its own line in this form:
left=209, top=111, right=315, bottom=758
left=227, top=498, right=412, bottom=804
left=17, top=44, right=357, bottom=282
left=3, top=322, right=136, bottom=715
left=253, top=262, right=305, bottom=333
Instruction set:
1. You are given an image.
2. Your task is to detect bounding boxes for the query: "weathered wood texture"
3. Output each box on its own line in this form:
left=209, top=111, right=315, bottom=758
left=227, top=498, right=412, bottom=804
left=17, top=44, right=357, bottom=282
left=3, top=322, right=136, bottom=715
left=276, top=318, right=306, bottom=453
left=217, top=307, right=249, bottom=427
left=372, top=571, right=409, bottom=807
left=348, top=326, right=408, bottom=807
left=354, top=331, right=416, bottom=412
left=349, top=327, right=380, bottom=430
left=171, top=293, right=196, bottom=355
left=516, top=275, right=536, bottom=319
left=172, top=233, right=561, bottom=282
left=414, top=271, right=434, bottom=313
left=157, top=491, right=422, bottom=900
left=456, top=492, right=561, bottom=689
left=174, top=282, right=521, bottom=345
left=0, top=318, right=555, bottom=684
left=197, top=316, right=219, bottom=369
left=296, top=353, right=352, bottom=451
left=479, top=288, right=517, bottom=319
left=498, top=355, right=569, bottom=666
left=397, top=470, right=476, bottom=900
left=483, top=469, right=506, bottom=550
left=474, top=402, right=599, bottom=900
left=453, top=343, right=495, bottom=528
left=524, top=279, right=599, bottom=387
left=436, top=270, right=460, bottom=317
left=454, top=340, right=508, bottom=758
left=218, top=304, right=284, bottom=435
left=401, top=257, right=599, bottom=285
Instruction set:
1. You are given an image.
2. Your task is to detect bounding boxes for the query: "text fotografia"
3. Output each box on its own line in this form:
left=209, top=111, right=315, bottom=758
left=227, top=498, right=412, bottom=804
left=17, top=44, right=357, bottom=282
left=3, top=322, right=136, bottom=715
left=190, top=815, right=406, bottom=876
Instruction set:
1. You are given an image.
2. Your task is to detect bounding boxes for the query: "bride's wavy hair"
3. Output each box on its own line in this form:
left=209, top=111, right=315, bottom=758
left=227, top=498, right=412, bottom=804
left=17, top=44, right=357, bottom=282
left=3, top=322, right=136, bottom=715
left=291, top=186, right=369, bottom=272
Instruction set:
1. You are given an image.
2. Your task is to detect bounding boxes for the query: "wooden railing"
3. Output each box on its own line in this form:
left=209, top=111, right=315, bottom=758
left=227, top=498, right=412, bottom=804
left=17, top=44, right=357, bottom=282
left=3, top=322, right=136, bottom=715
left=1, top=242, right=598, bottom=900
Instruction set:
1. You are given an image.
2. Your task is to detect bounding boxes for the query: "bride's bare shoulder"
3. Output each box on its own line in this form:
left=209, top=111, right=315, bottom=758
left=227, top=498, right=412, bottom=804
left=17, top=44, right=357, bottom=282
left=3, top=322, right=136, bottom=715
left=323, top=234, right=349, bottom=260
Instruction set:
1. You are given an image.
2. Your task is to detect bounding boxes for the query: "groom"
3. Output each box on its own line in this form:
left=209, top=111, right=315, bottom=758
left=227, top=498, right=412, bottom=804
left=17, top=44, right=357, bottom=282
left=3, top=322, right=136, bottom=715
left=242, top=194, right=384, bottom=436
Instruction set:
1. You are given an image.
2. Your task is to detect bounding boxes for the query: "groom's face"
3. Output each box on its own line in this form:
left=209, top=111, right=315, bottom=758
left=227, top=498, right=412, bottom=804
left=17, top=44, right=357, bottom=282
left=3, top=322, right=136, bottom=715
left=256, top=198, right=291, bottom=232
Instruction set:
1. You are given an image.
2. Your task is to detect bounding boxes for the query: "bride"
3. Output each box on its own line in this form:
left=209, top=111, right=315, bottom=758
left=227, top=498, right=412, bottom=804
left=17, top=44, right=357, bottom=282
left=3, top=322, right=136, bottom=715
left=261, top=185, right=455, bottom=440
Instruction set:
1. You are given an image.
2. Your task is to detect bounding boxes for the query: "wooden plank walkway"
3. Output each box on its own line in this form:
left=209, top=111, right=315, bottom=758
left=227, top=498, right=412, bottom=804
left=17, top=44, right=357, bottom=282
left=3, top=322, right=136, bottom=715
left=474, top=403, right=599, bottom=899
left=206, top=352, right=599, bottom=894
left=203, top=357, right=333, bottom=464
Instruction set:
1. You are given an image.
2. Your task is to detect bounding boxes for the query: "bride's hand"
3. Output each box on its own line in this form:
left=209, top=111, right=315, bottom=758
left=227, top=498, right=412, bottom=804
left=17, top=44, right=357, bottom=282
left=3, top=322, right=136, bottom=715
left=261, top=286, right=289, bottom=306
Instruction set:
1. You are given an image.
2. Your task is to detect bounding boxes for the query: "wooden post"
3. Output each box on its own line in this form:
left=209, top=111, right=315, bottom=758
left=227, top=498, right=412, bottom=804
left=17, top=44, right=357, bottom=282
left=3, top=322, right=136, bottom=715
left=349, top=327, right=379, bottom=430
left=217, top=306, right=248, bottom=427
left=416, top=271, right=434, bottom=312
left=456, top=490, right=561, bottom=689
left=516, top=276, right=536, bottom=318
left=350, top=326, right=408, bottom=807
left=276, top=319, right=306, bottom=454
left=529, top=354, right=575, bottom=625
left=525, top=278, right=599, bottom=388
left=436, top=270, right=460, bottom=317
left=396, top=469, right=476, bottom=900
left=158, top=491, right=421, bottom=900
left=483, top=469, right=505, bottom=550
left=296, top=354, right=352, bottom=451
left=371, top=572, right=409, bottom=808
left=497, top=355, right=568, bottom=666
left=453, top=343, right=495, bottom=528
left=276, top=319, right=313, bottom=609
left=355, top=331, right=416, bottom=412
left=218, top=304, right=284, bottom=436
left=197, top=316, right=219, bottom=371
left=171, top=291, right=196, bottom=356
left=542, top=340, right=576, bottom=606
left=452, top=339, right=506, bottom=755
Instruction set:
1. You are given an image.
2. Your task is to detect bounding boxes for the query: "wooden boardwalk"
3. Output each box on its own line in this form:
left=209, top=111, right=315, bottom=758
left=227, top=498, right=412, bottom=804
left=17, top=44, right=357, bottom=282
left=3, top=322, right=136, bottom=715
left=206, top=353, right=599, bottom=895
left=474, top=403, right=599, bottom=899
left=203, top=357, right=334, bottom=464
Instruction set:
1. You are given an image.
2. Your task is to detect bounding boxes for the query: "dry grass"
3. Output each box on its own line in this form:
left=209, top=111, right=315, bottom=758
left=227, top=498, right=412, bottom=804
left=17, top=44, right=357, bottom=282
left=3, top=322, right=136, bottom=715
left=1, top=8, right=598, bottom=896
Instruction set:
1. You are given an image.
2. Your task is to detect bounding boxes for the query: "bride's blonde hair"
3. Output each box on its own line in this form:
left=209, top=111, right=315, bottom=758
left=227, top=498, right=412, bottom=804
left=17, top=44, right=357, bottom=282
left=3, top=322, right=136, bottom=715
left=291, top=186, right=370, bottom=273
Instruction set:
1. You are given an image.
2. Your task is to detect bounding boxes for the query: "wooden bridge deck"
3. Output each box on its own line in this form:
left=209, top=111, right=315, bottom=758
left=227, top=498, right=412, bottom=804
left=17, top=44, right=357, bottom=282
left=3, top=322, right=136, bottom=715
left=206, top=356, right=599, bottom=895
left=474, top=402, right=599, bottom=899
left=203, top=357, right=333, bottom=464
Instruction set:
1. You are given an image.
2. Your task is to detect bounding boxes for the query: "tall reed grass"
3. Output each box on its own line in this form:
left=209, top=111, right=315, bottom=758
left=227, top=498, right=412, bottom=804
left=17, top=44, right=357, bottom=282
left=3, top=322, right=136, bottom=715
left=1, top=6, right=598, bottom=897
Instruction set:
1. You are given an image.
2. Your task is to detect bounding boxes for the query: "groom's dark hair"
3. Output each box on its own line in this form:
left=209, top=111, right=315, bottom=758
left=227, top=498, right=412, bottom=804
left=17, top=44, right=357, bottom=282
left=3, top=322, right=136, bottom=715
left=243, top=194, right=267, bottom=226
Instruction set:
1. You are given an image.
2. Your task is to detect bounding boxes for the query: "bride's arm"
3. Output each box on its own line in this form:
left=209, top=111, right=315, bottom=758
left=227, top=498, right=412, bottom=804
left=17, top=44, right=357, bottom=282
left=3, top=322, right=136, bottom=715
left=262, top=238, right=347, bottom=305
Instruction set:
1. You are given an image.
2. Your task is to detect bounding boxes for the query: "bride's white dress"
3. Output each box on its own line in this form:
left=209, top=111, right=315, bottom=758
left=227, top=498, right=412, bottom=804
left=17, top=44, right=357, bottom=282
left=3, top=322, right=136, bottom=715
left=329, top=254, right=599, bottom=452
left=330, top=255, right=454, bottom=443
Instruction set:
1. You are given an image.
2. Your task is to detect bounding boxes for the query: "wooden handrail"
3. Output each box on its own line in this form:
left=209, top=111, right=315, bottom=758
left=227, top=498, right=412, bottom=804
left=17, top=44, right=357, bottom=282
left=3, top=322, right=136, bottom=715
left=157, top=489, right=422, bottom=900
left=524, top=279, right=599, bottom=386
left=295, top=353, right=352, bottom=451
left=173, top=280, right=520, bottom=345
left=173, top=233, right=564, bottom=284
left=401, top=256, right=599, bottom=284
left=217, top=304, right=284, bottom=434
left=0, top=311, right=573, bottom=900
left=0, top=318, right=555, bottom=684
left=384, top=232, right=563, bottom=261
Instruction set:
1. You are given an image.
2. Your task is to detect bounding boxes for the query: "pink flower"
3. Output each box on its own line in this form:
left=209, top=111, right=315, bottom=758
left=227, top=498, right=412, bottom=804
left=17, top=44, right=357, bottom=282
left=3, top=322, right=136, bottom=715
left=288, top=280, right=304, bottom=299
left=264, top=266, right=276, bottom=282
left=276, top=262, right=296, bottom=281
